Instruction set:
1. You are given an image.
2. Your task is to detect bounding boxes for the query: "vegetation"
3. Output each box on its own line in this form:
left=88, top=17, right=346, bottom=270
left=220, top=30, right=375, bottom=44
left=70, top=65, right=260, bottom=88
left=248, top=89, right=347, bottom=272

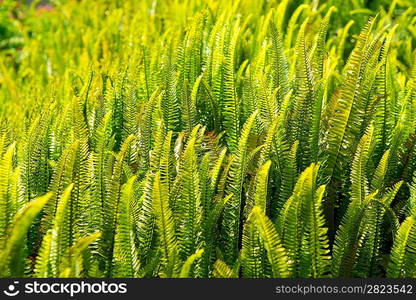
left=0, top=0, right=415, bottom=278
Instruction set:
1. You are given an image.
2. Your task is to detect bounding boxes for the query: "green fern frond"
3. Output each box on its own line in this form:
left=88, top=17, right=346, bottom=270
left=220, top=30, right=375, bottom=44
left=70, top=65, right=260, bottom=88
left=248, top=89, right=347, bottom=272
left=387, top=216, right=416, bottom=278
left=161, top=52, right=181, bottom=133
left=212, top=259, right=238, bottom=278
left=60, top=232, right=102, bottom=278
left=269, top=20, right=289, bottom=103
left=221, top=110, right=258, bottom=265
left=277, top=163, right=330, bottom=277
left=241, top=206, right=267, bottom=278
left=101, top=134, right=134, bottom=274
left=351, top=124, right=374, bottom=204
left=178, top=249, right=204, bottom=278
left=371, top=150, right=390, bottom=192
left=0, top=193, right=52, bottom=277
left=175, top=134, right=202, bottom=260
left=0, top=142, right=16, bottom=240
left=152, top=173, right=178, bottom=277
left=49, top=184, right=74, bottom=277
left=251, top=206, right=291, bottom=278
left=112, top=176, right=141, bottom=277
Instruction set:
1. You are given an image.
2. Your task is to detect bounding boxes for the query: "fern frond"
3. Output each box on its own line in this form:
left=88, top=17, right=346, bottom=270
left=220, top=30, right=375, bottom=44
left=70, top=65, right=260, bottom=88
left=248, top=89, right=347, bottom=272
left=49, top=184, right=74, bottom=277
left=241, top=206, right=267, bottom=278
left=387, top=217, right=416, bottom=278
left=0, top=142, right=16, bottom=239
left=112, top=176, right=141, bottom=277
left=371, top=150, right=390, bottom=192
left=221, top=110, right=258, bottom=265
left=0, top=193, right=52, bottom=277
left=251, top=206, right=291, bottom=278
left=277, top=163, right=330, bottom=277
left=60, top=232, right=102, bottom=278
left=351, top=124, right=374, bottom=204
left=269, top=20, right=289, bottom=103
left=212, top=259, right=238, bottom=278
left=152, top=173, right=178, bottom=277
left=175, top=134, right=202, bottom=260
left=178, top=249, right=204, bottom=278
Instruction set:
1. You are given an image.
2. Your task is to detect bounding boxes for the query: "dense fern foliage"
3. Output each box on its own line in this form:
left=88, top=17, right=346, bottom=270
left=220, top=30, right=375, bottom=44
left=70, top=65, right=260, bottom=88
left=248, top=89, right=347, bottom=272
left=0, top=0, right=416, bottom=278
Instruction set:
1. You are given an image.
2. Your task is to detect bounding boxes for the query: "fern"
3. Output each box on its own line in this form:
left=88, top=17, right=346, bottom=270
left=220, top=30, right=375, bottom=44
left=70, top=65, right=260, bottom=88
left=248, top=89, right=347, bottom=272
left=251, top=206, right=291, bottom=278
left=0, top=0, right=415, bottom=280
left=388, top=216, right=416, bottom=278
left=277, top=163, right=330, bottom=277
left=152, top=173, right=178, bottom=277
left=0, top=193, right=52, bottom=277
left=212, top=259, right=238, bottom=278
left=0, top=142, right=16, bottom=240
left=220, top=111, right=258, bottom=265
left=112, top=176, right=141, bottom=277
